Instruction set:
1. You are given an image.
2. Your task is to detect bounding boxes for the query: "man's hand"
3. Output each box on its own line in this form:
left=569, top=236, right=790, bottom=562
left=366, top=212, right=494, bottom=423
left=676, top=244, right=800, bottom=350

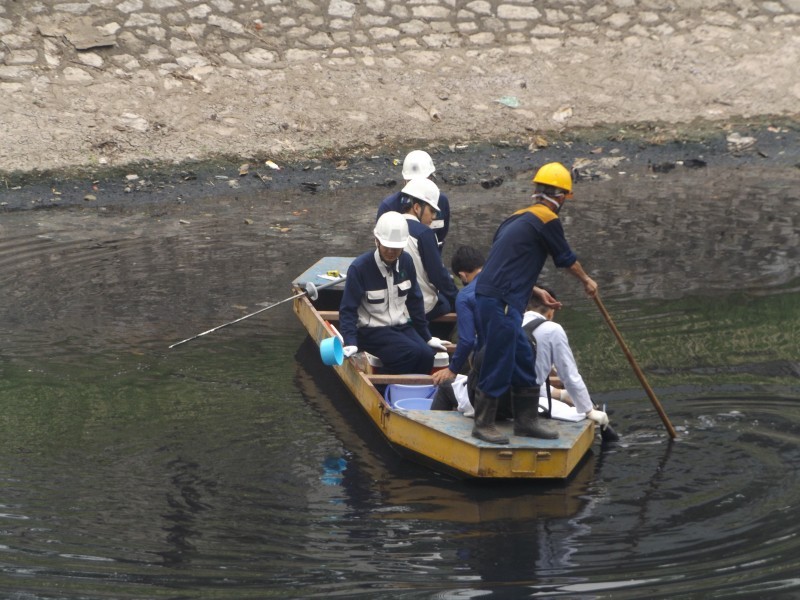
left=566, top=261, right=598, bottom=297
left=342, top=345, right=359, bottom=358
left=583, top=276, right=598, bottom=297
left=586, top=408, right=609, bottom=427
left=427, top=337, right=447, bottom=352
left=432, top=368, right=457, bottom=385
left=532, top=286, right=562, bottom=310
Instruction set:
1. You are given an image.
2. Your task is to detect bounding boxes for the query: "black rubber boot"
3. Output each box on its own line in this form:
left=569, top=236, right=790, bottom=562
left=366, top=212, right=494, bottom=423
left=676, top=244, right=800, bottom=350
left=472, top=389, right=509, bottom=445
left=512, top=387, right=559, bottom=439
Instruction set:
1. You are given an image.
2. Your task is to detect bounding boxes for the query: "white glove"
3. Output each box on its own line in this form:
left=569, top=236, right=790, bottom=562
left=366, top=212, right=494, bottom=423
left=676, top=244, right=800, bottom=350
left=427, top=336, right=447, bottom=351
left=586, top=409, right=609, bottom=428
left=342, top=345, right=358, bottom=358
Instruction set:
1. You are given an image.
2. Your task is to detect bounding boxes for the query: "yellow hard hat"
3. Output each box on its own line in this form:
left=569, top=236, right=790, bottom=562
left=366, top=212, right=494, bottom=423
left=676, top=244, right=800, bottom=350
left=532, top=162, right=572, bottom=193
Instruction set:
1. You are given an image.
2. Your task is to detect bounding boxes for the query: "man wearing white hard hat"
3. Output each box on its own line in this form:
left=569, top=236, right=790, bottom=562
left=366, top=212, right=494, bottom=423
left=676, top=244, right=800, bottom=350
left=338, top=211, right=448, bottom=374
left=376, top=150, right=450, bottom=252
left=398, top=178, right=458, bottom=322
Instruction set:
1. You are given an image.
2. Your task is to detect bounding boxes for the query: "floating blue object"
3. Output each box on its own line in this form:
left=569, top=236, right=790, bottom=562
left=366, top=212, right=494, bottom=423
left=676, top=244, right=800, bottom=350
left=321, top=456, right=347, bottom=486
left=320, top=336, right=343, bottom=366
left=394, top=397, right=433, bottom=411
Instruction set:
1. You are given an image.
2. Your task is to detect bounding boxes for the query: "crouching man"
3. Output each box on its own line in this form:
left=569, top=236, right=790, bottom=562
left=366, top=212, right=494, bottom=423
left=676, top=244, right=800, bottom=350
left=338, top=211, right=447, bottom=374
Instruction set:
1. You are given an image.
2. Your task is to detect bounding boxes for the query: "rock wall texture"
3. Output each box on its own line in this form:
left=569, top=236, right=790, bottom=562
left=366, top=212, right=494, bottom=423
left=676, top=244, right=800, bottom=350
left=1, top=0, right=799, bottom=172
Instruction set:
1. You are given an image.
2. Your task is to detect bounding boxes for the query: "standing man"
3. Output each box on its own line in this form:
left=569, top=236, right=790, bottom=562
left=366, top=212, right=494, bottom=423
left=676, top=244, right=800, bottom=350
left=338, top=211, right=447, bottom=374
left=399, top=178, right=459, bottom=322
left=377, top=150, right=450, bottom=251
left=473, top=162, right=598, bottom=444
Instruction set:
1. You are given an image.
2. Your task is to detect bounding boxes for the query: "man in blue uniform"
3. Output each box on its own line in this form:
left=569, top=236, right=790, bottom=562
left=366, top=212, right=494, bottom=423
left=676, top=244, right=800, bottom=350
left=473, top=162, right=598, bottom=444
left=376, top=150, right=450, bottom=252
left=399, top=178, right=459, bottom=322
left=431, top=245, right=485, bottom=386
left=339, top=211, right=448, bottom=374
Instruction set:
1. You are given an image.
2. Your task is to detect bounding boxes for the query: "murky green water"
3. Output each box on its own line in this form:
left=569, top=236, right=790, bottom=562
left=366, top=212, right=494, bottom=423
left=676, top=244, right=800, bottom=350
left=0, top=162, right=798, bottom=598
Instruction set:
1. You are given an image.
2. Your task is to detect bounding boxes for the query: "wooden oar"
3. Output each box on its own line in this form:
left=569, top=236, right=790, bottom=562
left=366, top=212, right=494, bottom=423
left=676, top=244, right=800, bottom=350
left=592, top=293, right=678, bottom=439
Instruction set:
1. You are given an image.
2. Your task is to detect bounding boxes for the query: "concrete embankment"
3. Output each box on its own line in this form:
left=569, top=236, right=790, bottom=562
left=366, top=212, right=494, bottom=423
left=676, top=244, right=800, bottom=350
left=1, top=0, right=799, bottom=176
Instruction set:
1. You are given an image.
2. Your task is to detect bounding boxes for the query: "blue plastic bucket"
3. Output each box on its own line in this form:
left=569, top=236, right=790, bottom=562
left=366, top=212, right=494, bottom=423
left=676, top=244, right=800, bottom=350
left=384, top=384, right=436, bottom=407
left=394, top=397, right=432, bottom=411
left=320, top=336, right=343, bottom=366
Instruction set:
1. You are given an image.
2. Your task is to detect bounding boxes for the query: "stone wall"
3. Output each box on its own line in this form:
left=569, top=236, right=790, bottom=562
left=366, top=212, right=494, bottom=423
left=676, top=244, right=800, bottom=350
left=2, top=0, right=799, bottom=82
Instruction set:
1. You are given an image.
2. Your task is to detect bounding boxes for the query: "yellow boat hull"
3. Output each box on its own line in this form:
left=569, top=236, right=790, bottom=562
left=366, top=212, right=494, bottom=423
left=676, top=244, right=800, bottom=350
left=292, top=259, right=596, bottom=480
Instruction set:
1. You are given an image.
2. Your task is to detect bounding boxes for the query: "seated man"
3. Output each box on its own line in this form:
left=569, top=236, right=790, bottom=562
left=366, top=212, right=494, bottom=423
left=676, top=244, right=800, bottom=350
left=376, top=150, right=450, bottom=251
left=399, top=178, right=458, bottom=322
left=431, top=288, right=616, bottom=439
left=522, top=289, right=610, bottom=429
left=338, top=211, right=447, bottom=374
left=431, top=245, right=485, bottom=386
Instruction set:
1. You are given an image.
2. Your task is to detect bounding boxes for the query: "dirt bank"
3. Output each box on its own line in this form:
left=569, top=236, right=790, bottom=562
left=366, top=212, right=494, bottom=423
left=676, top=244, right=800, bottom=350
left=1, top=115, right=798, bottom=214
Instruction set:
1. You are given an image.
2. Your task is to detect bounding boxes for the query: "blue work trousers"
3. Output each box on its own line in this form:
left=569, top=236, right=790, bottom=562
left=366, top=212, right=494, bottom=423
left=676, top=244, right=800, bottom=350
left=358, top=325, right=435, bottom=375
left=475, top=295, right=538, bottom=398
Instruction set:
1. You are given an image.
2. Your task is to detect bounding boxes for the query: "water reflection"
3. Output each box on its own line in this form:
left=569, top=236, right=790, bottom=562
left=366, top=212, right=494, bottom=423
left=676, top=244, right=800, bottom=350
left=0, top=163, right=798, bottom=597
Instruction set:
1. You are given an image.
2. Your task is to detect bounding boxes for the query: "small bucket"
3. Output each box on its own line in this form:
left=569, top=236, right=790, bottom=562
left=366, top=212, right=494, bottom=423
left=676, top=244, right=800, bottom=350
left=394, top=397, right=433, bottom=411
left=430, top=351, right=450, bottom=374
left=320, top=336, right=343, bottom=366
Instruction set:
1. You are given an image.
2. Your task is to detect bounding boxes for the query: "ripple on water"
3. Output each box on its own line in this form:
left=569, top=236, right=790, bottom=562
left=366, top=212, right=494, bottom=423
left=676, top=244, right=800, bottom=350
left=0, top=169, right=798, bottom=597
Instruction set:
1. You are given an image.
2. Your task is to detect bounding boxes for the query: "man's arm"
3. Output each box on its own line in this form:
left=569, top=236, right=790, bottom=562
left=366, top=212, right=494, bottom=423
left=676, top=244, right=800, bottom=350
left=419, top=229, right=458, bottom=304
left=338, top=265, right=363, bottom=347
left=403, top=257, right=433, bottom=341
left=432, top=290, right=475, bottom=384
left=548, top=325, right=593, bottom=414
left=566, top=260, right=598, bottom=296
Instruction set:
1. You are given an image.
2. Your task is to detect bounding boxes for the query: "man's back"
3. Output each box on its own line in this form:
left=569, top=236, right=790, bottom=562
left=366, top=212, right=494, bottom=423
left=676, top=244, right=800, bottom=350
left=477, top=206, right=575, bottom=312
left=522, top=311, right=593, bottom=414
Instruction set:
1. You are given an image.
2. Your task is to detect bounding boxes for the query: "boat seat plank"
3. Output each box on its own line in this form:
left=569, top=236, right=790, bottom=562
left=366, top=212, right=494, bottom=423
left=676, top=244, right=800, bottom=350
left=368, top=374, right=435, bottom=385
left=319, top=310, right=456, bottom=324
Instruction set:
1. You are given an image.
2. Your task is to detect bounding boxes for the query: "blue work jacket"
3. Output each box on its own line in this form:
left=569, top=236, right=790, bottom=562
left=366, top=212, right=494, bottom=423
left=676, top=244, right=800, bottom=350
left=404, top=216, right=458, bottom=313
left=476, top=204, right=577, bottom=313
left=377, top=190, right=450, bottom=250
left=339, top=249, right=431, bottom=347
left=449, top=275, right=482, bottom=374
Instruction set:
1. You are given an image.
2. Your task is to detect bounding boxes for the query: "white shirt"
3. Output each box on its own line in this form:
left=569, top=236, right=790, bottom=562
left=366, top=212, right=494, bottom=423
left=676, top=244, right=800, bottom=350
left=521, top=311, right=593, bottom=414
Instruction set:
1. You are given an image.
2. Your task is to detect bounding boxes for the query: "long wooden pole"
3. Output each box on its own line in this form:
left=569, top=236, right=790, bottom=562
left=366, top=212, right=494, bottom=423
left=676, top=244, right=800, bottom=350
left=592, top=293, right=678, bottom=439
left=169, top=275, right=346, bottom=349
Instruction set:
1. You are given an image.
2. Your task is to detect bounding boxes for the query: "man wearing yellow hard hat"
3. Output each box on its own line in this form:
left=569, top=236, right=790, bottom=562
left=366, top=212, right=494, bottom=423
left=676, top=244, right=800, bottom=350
left=472, top=162, right=598, bottom=445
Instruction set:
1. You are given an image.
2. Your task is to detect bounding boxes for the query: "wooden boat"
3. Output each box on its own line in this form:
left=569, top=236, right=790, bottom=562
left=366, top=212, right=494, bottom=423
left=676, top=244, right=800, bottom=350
left=292, top=257, right=597, bottom=480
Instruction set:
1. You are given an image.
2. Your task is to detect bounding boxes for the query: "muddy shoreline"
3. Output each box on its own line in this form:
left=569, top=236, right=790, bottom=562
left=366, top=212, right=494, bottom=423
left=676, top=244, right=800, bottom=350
left=2, top=116, right=798, bottom=213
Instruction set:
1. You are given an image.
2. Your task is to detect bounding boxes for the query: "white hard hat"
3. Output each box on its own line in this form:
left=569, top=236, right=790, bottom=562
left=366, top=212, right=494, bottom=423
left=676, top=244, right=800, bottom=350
left=401, top=178, right=440, bottom=212
left=374, top=211, right=409, bottom=248
left=402, top=150, right=436, bottom=180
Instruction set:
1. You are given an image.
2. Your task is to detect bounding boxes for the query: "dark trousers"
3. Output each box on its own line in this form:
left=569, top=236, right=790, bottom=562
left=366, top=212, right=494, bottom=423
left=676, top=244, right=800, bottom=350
left=425, top=292, right=452, bottom=322
left=475, top=295, right=537, bottom=398
left=358, top=324, right=435, bottom=375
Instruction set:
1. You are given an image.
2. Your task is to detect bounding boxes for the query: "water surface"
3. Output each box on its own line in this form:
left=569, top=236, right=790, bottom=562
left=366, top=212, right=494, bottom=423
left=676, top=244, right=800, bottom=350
left=0, top=163, right=798, bottom=598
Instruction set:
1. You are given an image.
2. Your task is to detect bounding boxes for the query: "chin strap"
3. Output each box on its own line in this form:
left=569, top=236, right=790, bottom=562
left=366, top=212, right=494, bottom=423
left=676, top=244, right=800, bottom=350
left=533, top=193, right=562, bottom=213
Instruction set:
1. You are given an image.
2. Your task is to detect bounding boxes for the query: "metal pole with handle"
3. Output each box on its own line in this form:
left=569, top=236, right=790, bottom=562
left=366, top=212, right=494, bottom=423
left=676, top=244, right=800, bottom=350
left=593, top=293, right=678, bottom=439
left=169, top=275, right=346, bottom=349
